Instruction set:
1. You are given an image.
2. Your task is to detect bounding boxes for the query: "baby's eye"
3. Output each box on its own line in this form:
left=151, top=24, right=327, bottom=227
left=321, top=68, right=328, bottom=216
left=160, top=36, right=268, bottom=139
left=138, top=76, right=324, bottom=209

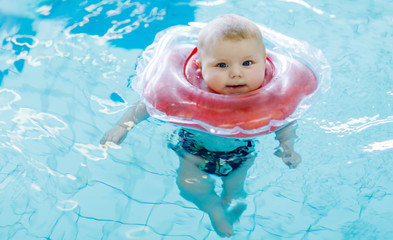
left=217, top=63, right=227, bottom=68
left=243, top=60, right=253, bottom=66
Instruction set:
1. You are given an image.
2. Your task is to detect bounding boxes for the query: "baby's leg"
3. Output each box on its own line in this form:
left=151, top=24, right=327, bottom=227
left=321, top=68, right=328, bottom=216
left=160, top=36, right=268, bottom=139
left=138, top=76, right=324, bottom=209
left=176, top=151, right=234, bottom=237
left=221, top=154, right=256, bottom=205
left=218, top=155, right=255, bottom=227
left=176, top=153, right=217, bottom=209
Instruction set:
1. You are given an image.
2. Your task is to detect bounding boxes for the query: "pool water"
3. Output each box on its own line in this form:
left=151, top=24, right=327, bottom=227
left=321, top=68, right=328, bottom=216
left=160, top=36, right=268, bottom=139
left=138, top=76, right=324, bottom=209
left=1, top=0, right=392, bottom=239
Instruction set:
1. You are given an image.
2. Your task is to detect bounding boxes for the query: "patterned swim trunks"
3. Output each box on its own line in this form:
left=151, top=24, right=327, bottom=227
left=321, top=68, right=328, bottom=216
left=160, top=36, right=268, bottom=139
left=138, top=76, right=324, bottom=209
left=170, top=129, right=256, bottom=176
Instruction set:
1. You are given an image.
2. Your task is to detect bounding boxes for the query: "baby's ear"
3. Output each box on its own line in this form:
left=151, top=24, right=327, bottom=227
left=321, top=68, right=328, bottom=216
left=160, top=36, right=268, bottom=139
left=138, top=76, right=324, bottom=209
left=196, top=59, right=202, bottom=69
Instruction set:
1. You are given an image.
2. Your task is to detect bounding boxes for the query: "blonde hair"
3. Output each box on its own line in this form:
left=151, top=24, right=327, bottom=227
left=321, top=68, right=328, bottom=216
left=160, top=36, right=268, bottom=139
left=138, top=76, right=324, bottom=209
left=198, top=14, right=264, bottom=57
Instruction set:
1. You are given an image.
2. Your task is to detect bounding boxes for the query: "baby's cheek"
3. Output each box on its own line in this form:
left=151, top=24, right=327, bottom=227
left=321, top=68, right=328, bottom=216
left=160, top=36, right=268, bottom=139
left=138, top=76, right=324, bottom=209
left=249, top=71, right=265, bottom=88
left=204, top=72, right=219, bottom=84
left=204, top=77, right=217, bottom=89
left=205, top=74, right=225, bottom=91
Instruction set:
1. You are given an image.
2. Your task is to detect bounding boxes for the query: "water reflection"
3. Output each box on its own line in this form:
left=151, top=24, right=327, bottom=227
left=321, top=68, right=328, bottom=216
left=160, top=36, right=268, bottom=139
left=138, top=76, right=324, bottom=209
left=364, top=139, right=393, bottom=152
left=319, top=115, right=393, bottom=135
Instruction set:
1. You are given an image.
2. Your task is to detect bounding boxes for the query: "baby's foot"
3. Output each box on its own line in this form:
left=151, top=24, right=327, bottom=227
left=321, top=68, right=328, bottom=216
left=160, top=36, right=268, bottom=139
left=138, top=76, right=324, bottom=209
left=208, top=204, right=234, bottom=237
left=227, top=202, right=247, bottom=224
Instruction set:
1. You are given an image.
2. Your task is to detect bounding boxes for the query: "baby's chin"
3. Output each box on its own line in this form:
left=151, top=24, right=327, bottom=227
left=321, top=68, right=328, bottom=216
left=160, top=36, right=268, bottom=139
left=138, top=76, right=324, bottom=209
left=221, top=82, right=264, bottom=95
left=221, top=85, right=250, bottom=95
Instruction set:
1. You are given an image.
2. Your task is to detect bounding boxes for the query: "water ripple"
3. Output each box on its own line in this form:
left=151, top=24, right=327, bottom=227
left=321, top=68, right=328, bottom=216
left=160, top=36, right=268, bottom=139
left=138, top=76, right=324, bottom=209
left=193, top=0, right=227, bottom=6
left=27, top=158, right=66, bottom=178
left=364, top=139, right=393, bottom=152
left=56, top=199, right=79, bottom=211
left=279, top=0, right=334, bottom=17
left=318, top=115, right=393, bottom=135
left=74, top=143, right=112, bottom=161
left=0, top=88, right=21, bottom=111
left=64, top=0, right=166, bottom=44
left=91, top=94, right=129, bottom=114
left=11, top=108, right=68, bottom=140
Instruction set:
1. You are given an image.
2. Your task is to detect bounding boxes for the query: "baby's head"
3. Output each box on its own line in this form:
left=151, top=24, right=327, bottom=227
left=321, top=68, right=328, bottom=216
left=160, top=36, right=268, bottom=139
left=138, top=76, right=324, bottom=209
left=197, top=15, right=267, bottom=95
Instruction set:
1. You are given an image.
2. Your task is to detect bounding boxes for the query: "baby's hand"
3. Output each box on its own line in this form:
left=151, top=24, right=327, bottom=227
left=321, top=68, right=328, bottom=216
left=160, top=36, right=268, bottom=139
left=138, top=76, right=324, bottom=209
left=274, top=148, right=302, bottom=169
left=100, top=122, right=133, bottom=145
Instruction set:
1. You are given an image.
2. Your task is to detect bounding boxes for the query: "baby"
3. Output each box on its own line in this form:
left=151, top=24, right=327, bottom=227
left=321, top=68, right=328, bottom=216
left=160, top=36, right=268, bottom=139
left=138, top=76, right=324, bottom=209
left=101, top=14, right=301, bottom=237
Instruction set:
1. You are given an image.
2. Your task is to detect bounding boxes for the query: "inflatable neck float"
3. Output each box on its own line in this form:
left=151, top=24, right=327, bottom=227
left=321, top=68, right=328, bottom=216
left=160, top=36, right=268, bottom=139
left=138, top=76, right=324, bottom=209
left=132, top=24, right=330, bottom=138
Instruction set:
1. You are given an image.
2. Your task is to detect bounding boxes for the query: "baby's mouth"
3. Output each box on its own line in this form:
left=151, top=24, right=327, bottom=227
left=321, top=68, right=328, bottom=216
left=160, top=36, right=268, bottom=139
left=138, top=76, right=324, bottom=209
left=226, top=84, right=246, bottom=88
left=225, top=84, right=248, bottom=94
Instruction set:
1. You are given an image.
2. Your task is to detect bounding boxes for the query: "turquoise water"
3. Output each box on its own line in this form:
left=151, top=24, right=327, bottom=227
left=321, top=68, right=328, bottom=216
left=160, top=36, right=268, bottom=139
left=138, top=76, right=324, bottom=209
left=1, top=0, right=392, bottom=239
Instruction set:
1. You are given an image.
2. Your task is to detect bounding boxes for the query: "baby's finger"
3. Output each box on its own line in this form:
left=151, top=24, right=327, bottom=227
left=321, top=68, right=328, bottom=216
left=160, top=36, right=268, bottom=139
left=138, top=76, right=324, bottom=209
left=274, top=149, right=283, bottom=158
left=100, top=135, right=108, bottom=145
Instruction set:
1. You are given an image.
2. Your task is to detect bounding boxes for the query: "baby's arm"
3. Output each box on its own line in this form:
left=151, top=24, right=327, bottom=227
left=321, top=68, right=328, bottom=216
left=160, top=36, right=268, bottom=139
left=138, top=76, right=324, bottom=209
left=274, top=121, right=302, bottom=169
left=100, top=101, right=149, bottom=145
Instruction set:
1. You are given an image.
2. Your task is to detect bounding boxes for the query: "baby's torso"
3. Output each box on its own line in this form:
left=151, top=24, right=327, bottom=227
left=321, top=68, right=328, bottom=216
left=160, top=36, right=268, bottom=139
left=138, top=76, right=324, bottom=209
left=185, top=128, right=251, bottom=152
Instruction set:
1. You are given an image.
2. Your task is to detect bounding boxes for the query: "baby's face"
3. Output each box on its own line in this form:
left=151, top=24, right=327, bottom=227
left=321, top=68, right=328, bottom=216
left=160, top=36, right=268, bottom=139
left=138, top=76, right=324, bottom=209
left=198, top=38, right=266, bottom=95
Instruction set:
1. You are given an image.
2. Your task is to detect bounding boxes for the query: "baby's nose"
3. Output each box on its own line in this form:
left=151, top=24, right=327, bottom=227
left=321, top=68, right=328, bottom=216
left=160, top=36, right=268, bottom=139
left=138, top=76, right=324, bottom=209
left=230, top=66, right=243, bottom=78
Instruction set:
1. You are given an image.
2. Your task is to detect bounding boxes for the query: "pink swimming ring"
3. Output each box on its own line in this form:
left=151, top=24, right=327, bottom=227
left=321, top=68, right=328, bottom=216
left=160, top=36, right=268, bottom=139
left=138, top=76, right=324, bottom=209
left=134, top=25, right=330, bottom=138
